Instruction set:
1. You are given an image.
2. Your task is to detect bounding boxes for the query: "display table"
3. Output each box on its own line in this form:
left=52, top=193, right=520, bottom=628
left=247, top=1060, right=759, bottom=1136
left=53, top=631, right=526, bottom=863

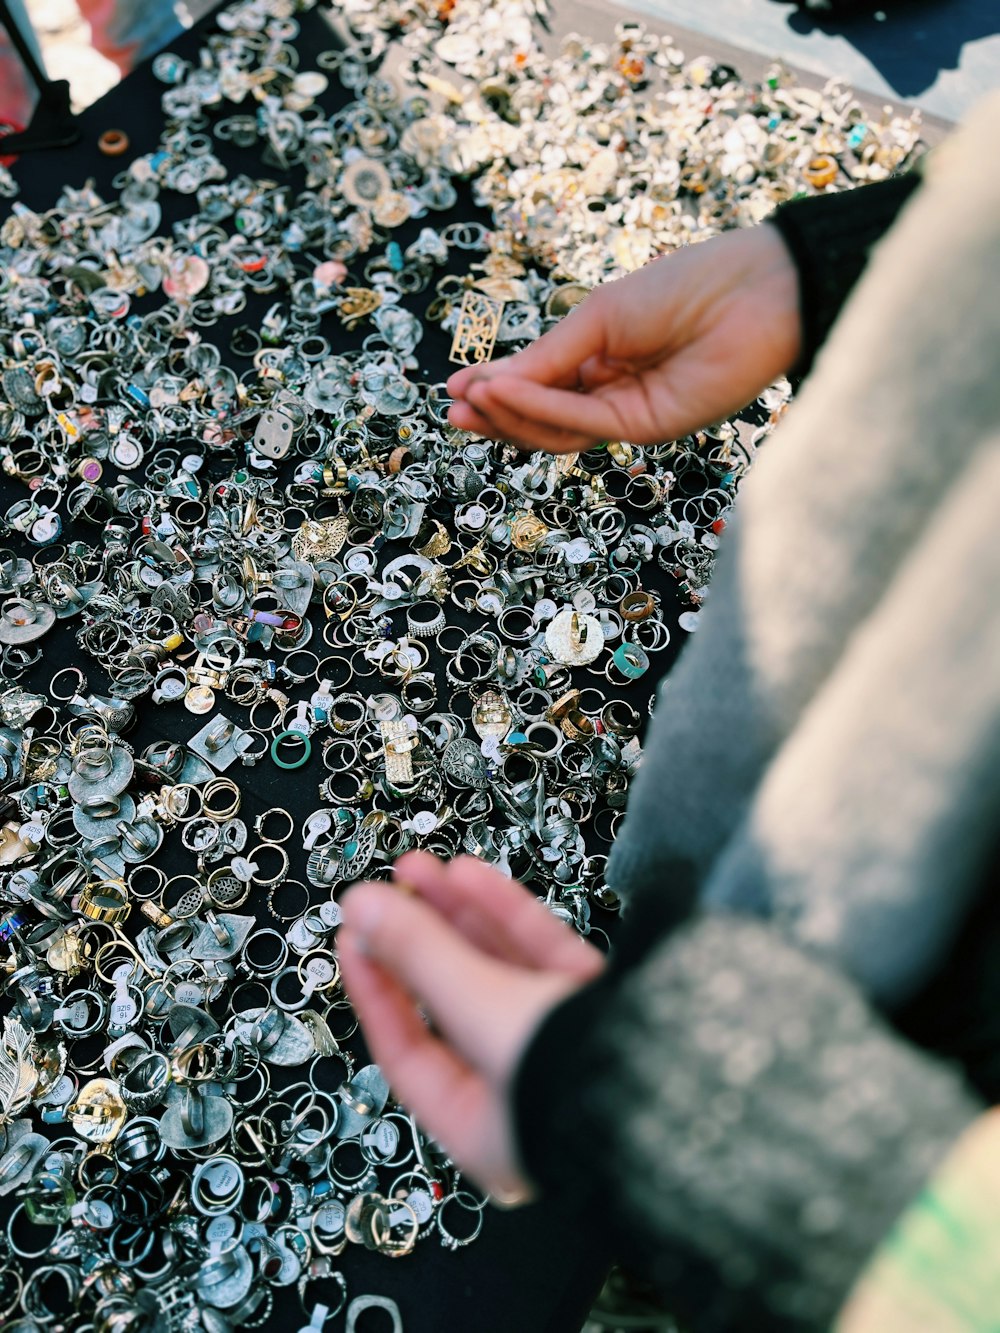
left=0, top=1, right=925, bottom=1328
left=0, top=3, right=685, bottom=1328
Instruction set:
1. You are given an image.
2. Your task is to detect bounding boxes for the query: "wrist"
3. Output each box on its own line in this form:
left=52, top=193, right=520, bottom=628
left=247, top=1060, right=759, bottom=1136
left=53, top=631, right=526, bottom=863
left=754, top=220, right=805, bottom=377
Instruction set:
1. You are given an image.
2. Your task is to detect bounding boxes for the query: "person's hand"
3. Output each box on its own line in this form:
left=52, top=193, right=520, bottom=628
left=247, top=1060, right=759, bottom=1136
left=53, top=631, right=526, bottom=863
left=338, top=851, right=605, bottom=1203
left=446, top=223, right=801, bottom=452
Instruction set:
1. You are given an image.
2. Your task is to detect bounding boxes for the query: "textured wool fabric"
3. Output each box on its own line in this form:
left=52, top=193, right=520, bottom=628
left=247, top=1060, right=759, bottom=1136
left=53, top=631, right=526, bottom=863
left=605, top=90, right=1000, bottom=1008
left=515, top=917, right=978, bottom=1332
left=515, top=91, right=1000, bottom=1331
left=703, top=444, right=1000, bottom=1004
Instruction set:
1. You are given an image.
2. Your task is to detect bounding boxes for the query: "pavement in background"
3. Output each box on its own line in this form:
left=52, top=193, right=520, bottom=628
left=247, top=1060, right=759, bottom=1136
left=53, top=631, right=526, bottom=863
left=23, top=0, right=996, bottom=123
left=607, top=0, right=998, bottom=122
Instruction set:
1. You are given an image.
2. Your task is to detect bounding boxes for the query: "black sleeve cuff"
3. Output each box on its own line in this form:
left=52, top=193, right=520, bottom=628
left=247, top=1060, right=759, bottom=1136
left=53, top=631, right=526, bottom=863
left=512, top=875, right=694, bottom=1193
left=770, top=173, right=922, bottom=378
left=513, top=970, right=615, bottom=1194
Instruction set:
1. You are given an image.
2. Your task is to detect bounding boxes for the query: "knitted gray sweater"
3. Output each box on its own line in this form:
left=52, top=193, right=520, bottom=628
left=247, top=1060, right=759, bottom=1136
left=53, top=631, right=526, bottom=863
left=514, top=92, right=1000, bottom=1330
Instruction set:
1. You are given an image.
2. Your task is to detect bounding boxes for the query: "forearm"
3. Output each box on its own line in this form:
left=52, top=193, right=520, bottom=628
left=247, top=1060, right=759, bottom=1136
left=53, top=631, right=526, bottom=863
left=513, top=914, right=980, bottom=1332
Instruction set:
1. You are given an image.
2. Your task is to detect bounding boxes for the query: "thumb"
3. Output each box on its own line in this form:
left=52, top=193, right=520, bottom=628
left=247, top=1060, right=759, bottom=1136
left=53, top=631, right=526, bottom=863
left=341, top=882, right=556, bottom=1080
left=447, top=290, right=607, bottom=398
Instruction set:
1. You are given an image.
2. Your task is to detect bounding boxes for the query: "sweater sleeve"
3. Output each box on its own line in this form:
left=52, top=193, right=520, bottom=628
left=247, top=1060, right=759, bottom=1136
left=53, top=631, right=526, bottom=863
left=770, top=173, right=922, bottom=378
left=512, top=912, right=979, bottom=1333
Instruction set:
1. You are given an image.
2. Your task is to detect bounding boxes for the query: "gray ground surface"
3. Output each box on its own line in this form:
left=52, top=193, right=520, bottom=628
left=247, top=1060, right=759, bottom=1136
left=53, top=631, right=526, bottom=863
left=550, top=0, right=953, bottom=139
left=606, top=0, right=997, bottom=122
left=25, top=0, right=995, bottom=125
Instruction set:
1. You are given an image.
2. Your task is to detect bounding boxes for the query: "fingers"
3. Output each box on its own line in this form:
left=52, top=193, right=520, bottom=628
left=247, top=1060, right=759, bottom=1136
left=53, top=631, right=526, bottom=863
left=463, top=378, right=597, bottom=453
left=339, top=882, right=590, bottom=1201
left=447, top=353, right=530, bottom=405
left=447, top=292, right=606, bottom=399
left=339, top=882, right=524, bottom=1079
left=447, top=360, right=499, bottom=399
left=477, top=375, right=645, bottom=444
left=338, top=929, right=513, bottom=1183
left=447, top=398, right=500, bottom=437
left=578, top=352, right=628, bottom=391
left=446, top=361, right=489, bottom=398
left=491, top=293, right=607, bottom=384
left=392, top=852, right=605, bottom=979
left=392, top=849, right=450, bottom=898
left=450, top=357, right=650, bottom=452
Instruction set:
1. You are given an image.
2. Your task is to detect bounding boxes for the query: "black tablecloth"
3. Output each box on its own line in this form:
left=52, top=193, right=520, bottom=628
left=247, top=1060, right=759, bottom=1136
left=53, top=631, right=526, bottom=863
left=0, top=3, right=703, bottom=1328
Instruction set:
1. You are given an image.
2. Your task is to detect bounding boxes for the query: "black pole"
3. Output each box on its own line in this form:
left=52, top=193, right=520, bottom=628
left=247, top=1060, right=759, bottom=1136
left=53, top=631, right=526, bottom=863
left=0, top=0, right=51, bottom=96
left=0, top=0, right=80, bottom=153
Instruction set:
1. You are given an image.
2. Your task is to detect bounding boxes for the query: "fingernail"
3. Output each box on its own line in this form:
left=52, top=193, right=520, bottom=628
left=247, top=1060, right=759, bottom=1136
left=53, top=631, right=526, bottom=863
left=394, top=849, right=434, bottom=876
left=337, top=928, right=368, bottom=960
left=340, top=887, right=384, bottom=941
